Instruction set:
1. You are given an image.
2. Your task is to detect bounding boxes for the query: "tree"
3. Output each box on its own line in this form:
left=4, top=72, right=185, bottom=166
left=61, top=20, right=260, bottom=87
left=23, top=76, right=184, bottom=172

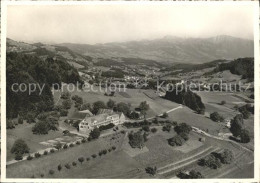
left=162, top=112, right=168, bottom=118
left=60, top=109, right=68, bottom=117
left=188, top=170, right=204, bottom=179
left=92, top=101, right=106, bottom=114
left=142, top=126, right=150, bottom=132
left=179, top=132, right=189, bottom=141
left=89, top=128, right=101, bottom=139
left=11, top=139, right=30, bottom=155
left=139, top=101, right=150, bottom=119
left=55, top=142, right=63, bottom=150
left=220, top=100, right=226, bottom=105
left=200, top=154, right=222, bottom=169
left=80, top=103, right=92, bottom=111
left=61, top=92, right=70, bottom=100
left=128, top=131, right=145, bottom=149
left=72, top=162, right=77, bottom=166
left=162, top=124, right=172, bottom=132
left=174, top=123, right=192, bottom=134
left=230, top=114, right=244, bottom=137
left=240, top=129, right=250, bottom=143
left=7, top=119, right=15, bottom=129
left=49, top=170, right=55, bottom=175
left=107, top=99, right=116, bottom=109
left=78, top=157, right=84, bottom=164
left=210, top=112, right=224, bottom=122
left=168, top=135, right=185, bottom=146
left=34, top=152, right=41, bottom=158
left=62, top=99, right=72, bottom=109
left=151, top=128, right=157, bottom=133
left=219, top=149, right=234, bottom=164
left=32, top=121, right=49, bottom=134
left=145, top=166, right=157, bottom=176
left=18, top=118, right=24, bottom=124
left=58, top=164, right=62, bottom=171
left=15, top=153, right=23, bottom=160
left=128, top=111, right=140, bottom=119
left=116, top=102, right=131, bottom=116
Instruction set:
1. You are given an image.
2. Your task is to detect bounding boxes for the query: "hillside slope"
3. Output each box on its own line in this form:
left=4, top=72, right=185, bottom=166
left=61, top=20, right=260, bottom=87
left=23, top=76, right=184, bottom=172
left=58, top=35, right=253, bottom=64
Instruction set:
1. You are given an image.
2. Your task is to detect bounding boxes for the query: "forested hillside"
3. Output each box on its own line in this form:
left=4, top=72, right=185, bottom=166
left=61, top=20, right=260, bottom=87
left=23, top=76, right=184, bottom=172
left=214, top=57, right=254, bottom=81
left=6, top=52, right=83, bottom=119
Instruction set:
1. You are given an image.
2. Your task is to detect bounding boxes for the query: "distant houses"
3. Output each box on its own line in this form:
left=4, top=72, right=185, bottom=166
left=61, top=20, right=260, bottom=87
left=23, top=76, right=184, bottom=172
left=79, top=109, right=125, bottom=134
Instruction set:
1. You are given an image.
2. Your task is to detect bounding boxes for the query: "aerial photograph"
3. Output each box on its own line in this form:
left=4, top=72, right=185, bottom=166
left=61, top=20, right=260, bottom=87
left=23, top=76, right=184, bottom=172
left=5, top=3, right=255, bottom=179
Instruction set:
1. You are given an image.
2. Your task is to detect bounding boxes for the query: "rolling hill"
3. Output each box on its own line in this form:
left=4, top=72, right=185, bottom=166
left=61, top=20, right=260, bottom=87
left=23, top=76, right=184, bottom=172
left=58, top=35, right=254, bottom=64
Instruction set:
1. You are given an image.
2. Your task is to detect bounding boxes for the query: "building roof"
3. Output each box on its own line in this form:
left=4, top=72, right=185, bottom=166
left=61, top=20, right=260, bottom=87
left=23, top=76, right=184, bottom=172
left=78, top=109, right=93, bottom=116
left=96, top=108, right=114, bottom=115
left=81, top=113, right=120, bottom=126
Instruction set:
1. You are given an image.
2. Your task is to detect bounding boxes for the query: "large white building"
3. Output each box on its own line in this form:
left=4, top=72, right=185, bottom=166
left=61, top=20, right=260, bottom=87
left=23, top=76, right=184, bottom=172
left=79, top=111, right=125, bottom=133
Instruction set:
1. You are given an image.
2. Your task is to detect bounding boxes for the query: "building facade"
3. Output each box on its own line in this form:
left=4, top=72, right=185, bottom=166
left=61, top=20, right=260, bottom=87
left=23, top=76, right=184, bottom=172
left=79, top=112, right=125, bottom=133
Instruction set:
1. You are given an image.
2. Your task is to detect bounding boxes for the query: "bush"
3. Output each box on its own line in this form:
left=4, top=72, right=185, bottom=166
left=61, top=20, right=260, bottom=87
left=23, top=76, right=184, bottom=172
left=43, top=150, right=48, bottom=155
left=49, top=170, right=55, bottom=175
left=145, top=166, right=157, bottom=176
left=81, top=138, right=86, bottom=143
left=65, top=163, right=71, bottom=169
left=40, top=174, right=44, bottom=178
left=34, top=152, right=41, bottom=158
left=86, top=157, right=90, bottom=161
left=18, top=118, right=24, bottom=124
left=55, top=142, right=63, bottom=150
left=220, top=100, right=226, bottom=105
left=72, top=162, right=77, bottom=166
left=27, top=155, right=33, bottom=160
left=50, top=149, right=55, bottom=153
left=112, top=146, right=116, bottom=150
left=76, top=141, right=81, bottom=145
left=63, top=144, right=68, bottom=149
left=69, top=143, right=74, bottom=147
left=92, top=154, right=97, bottom=158
left=151, top=128, right=157, bottom=133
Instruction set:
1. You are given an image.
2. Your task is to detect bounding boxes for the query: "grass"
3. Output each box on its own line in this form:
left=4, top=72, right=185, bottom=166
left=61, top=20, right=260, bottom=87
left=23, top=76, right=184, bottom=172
left=7, top=133, right=125, bottom=178
left=7, top=123, right=63, bottom=161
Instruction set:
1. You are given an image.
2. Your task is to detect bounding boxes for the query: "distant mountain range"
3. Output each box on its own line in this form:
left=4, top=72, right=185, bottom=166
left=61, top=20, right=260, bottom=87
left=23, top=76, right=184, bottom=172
left=58, top=35, right=254, bottom=64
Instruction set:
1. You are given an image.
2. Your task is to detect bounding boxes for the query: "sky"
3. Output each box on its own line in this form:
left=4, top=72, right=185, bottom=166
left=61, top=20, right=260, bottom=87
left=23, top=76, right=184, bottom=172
left=7, top=4, right=255, bottom=44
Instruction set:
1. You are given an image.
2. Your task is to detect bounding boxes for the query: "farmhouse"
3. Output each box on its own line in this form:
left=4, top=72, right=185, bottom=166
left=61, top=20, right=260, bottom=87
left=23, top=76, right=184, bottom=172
left=79, top=112, right=125, bottom=133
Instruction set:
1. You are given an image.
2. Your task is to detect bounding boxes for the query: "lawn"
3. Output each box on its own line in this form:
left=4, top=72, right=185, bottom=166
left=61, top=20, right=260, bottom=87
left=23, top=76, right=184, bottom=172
left=6, top=132, right=126, bottom=178
left=7, top=123, right=63, bottom=161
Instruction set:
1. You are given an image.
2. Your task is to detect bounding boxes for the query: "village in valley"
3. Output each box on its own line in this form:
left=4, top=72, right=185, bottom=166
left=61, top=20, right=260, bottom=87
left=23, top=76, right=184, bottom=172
left=5, top=4, right=256, bottom=180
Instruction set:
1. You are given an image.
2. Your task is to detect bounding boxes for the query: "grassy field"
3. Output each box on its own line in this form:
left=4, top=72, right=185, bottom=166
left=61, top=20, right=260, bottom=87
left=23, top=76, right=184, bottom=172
left=6, top=132, right=126, bottom=178
left=53, top=87, right=180, bottom=118
left=7, top=123, right=63, bottom=161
